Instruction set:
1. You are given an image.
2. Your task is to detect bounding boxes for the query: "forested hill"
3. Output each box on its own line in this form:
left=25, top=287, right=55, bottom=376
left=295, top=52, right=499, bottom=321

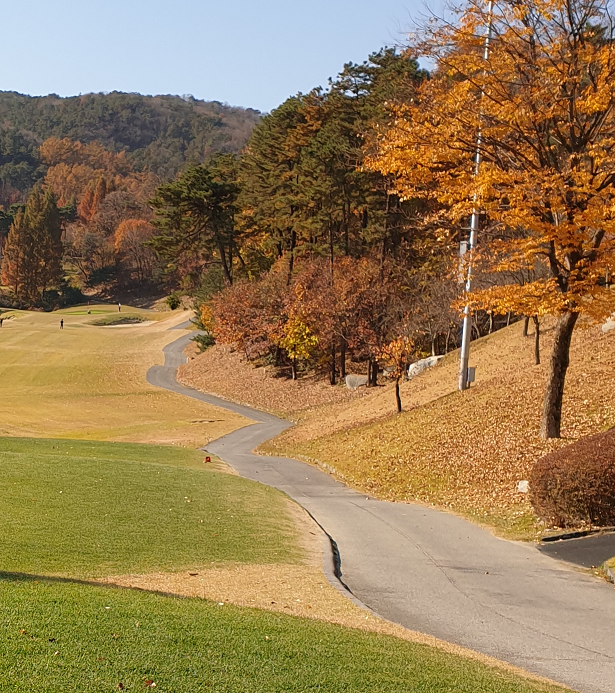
left=0, top=91, right=261, bottom=196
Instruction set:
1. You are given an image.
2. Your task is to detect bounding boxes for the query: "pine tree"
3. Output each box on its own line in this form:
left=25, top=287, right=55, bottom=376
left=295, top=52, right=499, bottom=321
left=1, top=186, right=63, bottom=302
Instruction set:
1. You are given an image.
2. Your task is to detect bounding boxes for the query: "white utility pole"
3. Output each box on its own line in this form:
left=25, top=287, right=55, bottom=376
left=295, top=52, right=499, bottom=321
left=458, top=0, right=494, bottom=391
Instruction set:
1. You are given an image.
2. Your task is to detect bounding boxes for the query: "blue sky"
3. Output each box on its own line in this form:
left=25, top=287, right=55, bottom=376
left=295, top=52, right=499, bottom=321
left=1, top=0, right=429, bottom=112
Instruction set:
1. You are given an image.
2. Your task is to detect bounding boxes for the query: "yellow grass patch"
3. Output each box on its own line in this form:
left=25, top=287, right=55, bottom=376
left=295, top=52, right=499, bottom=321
left=0, top=306, right=249, bottom=446
left=97, top=564, right=567, bottom=690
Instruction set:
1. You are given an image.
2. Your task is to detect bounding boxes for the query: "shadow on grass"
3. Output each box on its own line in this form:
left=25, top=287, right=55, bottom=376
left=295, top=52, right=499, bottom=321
left=0, top=570, right=194, bottom=601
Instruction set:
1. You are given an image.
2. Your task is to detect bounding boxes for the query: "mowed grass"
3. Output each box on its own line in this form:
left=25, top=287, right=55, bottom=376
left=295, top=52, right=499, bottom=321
left=0, top=306, right=247, bottom=446
left=0, top=437, right=301, bottom=578
left=0, top=577, right=565, bottom=693
left=0, top=438, right=568, bottom=693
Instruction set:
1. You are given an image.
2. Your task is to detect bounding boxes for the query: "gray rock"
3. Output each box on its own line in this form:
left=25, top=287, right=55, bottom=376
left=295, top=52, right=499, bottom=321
left=602, top=318, right=615, bottom=333
left=407, top=355, right=444, bottom=380
left=345, top=374, right=369, bottom=390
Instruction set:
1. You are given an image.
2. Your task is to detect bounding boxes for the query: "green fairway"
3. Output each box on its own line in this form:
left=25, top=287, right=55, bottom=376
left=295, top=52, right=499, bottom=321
left=0, top=313, right=570, bottom=692
left=0, top=438, right=301, bottom=578
left=0, top=576, right=563, bottom=693
left=0, top=307, right=247, bottom=446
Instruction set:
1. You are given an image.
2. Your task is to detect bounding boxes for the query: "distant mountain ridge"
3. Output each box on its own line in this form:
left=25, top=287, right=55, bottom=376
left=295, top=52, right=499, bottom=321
left=0, top=91, right=261, bottom=201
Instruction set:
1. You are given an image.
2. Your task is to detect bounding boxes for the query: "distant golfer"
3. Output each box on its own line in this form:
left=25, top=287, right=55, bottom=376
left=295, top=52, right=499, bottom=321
left=60, top=319, right=64, bottom=330
left=118, top=302, right=121, bottom=312
left=0, top=317, right=3, bottom=327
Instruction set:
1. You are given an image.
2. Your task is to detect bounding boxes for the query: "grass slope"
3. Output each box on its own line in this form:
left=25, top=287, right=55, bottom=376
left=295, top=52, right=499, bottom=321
left=0, top=312, right=571, bottom=691
left=0, top=437, right=301, bottom=578
left=0, top=306, right=247, bottom=446
left=0, top=577, right=565, bottom=693
left=255, top=321, right=614, bottom=540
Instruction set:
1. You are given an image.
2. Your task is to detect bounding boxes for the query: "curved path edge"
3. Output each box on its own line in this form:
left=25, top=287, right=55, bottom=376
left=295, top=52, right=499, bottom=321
left=147, top=330, right=615, bottom=693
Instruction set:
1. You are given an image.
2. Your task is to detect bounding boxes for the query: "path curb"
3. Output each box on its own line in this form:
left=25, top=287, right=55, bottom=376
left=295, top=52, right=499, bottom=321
left=541, top=527, right=615, bottom=542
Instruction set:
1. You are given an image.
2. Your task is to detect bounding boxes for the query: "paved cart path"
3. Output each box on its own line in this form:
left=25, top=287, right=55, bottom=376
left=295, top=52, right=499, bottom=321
left=147, top=331, right=615, bottom=693
left=538, top=532, right=615, bottom=569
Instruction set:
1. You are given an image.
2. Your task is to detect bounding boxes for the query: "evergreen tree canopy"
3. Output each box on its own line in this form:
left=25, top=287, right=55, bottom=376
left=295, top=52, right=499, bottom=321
left=1, top=186, right=63, bottom=301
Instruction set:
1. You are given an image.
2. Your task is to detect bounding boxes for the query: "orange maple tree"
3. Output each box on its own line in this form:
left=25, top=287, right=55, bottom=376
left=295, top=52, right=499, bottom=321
left=369, top=0, right=615, bottom=438
left=378, top=335, right=414, bottom=413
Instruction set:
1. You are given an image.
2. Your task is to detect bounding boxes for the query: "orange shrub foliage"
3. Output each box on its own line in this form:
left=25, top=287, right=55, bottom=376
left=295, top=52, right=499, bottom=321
left=530, top=429, right=615, bottom=527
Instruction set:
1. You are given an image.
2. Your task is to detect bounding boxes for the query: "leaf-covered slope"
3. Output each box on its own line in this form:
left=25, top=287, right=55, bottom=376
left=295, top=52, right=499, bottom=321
left=0, top=90, right=261, bottom=192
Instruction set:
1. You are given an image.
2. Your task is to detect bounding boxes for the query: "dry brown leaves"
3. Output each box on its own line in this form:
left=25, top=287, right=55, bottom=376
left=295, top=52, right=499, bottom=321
left=270, top=321, right=615, bottom=539
left=178, top=344, right=360, bottom=418
left=177, top=322, right=615, bottom=539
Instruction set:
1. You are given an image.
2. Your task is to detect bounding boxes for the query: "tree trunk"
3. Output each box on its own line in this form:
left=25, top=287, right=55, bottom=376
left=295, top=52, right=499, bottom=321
left=506, top=311, right=511, bottom=326
left=340, top=339, right=347, bottom=379
left=291, top=358, right=297, bottom=380
left=445, top=328, right=451, bottom=354
left=540, top=312, right=579, bottom=439
left=329, top=222, right=335, bottom=280
left=431, top=334, right=436, bottom=357
left=286, top=228, right=296, bottom=286
left=523, top=316, right=530, bottom=337
left=274, top=346, right=283, bottom=367
left=533, top=315, right=540, bottom=365
left=369, top=359, right=378, bottom=387
left=217, top=239, right=233, bottom=285
left=330, top=344, right=336, bottom=386
left=395, top=379, right=402, bottom=413
left=489, top=312, right=494, bottom=334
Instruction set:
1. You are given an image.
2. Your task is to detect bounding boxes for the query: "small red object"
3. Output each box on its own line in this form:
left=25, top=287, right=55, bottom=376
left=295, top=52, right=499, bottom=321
left=205, top=456, right=211, bottom=463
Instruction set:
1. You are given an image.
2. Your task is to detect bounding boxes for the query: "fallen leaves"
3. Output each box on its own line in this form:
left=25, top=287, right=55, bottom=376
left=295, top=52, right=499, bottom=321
left=277, top=323, right=615, bottom=539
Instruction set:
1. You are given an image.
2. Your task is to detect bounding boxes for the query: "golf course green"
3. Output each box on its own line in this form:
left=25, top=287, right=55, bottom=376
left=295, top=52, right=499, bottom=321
left=0, top=307, right=567, bottom=692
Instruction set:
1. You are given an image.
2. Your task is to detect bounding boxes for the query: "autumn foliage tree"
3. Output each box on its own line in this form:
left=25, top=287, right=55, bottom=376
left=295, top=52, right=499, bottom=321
left=114, top=219, right=156, bottom=283
left=1, top=186, right=63, bottom=302
left=378, top=335, right=414, bottom=413
left=370, top=0, right=615, bottom=438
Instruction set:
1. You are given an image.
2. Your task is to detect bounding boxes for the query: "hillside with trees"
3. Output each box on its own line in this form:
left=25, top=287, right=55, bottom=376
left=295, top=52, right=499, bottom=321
left=154, top=0, right=615, bottom=446
left=0, top=91, right=260, bottom=205
left=3, top=0, right=615, bottom=448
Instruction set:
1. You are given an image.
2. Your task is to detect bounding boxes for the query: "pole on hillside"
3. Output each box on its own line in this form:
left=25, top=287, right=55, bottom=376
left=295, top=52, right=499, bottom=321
left=458, top=0, right=494, bottom=391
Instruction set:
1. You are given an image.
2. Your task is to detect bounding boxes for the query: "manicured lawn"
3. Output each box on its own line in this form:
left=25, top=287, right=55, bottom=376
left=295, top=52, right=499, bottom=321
left=0, top=576, right=565, bottom=693
left=0, top=307, right=247, bottom=446
left=0, top=438, right=302, bottom=578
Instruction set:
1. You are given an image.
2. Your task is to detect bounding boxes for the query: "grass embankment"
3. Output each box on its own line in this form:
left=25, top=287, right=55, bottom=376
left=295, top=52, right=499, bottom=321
left=0, top=438, right=300, bottom=578
left=0, top=578, right=565, bottom=693
left=268, top=321, right=615, bottom=540
left=181, top=319, right=615, bottom=540
left=0, top=306, right=247, bottom=446
left=0, top=436, right=567, bottom=692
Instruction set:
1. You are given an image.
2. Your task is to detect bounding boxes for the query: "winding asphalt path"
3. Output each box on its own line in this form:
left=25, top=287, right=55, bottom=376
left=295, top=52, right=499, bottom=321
left=147, top=330, right=615, bottom=693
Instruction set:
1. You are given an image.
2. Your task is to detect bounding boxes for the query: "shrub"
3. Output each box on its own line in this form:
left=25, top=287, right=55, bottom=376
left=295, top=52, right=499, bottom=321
left=166, top=291, right=182, bottom=310
left=192, top=333, right=215, bottom=352
left=530, top=429, right=615, bottom=528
